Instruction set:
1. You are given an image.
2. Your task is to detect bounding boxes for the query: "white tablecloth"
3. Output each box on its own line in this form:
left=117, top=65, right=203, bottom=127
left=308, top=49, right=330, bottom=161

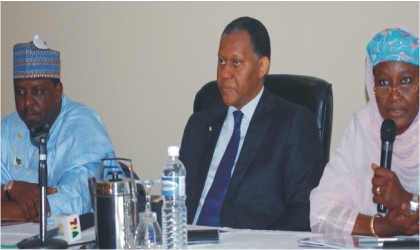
left=192, top=227, right=317, bottom=249
left=1, top=223, right=318, bottom=249
left=1, top=223, right=96, bottom=248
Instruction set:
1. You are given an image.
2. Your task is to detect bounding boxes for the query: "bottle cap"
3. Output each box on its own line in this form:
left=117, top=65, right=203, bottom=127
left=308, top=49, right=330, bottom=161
left=168, top=146, right=179, bottom=156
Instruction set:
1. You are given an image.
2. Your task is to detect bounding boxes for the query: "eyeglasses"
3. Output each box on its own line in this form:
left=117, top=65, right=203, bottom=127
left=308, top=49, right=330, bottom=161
left=373, top=83, right=419, bottom=98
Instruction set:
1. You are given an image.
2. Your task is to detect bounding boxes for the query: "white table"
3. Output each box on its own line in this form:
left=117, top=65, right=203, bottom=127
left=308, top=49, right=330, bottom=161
left=0, top=223, right=318, bottom=249
left=192, top=227, right=317, bottom=249
left=3, top=223, right=416, bottom=249
left=1, top=223, right=96, bottom=249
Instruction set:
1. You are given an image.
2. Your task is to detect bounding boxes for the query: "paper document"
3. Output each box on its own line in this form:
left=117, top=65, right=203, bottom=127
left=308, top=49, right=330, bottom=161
left=298, top=234, right=419, bottom=249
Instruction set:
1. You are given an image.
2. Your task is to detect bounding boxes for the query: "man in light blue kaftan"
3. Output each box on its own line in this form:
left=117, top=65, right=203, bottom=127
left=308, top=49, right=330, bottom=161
left=1, top=35, right=119, bottom=224
left=1, top=95, right=117, bottom=224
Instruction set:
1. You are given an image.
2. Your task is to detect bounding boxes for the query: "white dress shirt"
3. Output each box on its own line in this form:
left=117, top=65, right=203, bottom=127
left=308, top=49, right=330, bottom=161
left=193, top=86, right=264, bottom=224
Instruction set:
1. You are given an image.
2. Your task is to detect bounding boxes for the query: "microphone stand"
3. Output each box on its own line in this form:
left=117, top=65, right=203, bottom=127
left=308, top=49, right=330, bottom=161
left=18, top=122, right=67, bottom=249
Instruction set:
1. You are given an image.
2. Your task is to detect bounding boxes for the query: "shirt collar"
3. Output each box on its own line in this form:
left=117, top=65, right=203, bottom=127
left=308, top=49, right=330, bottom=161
left=228, top=86, right=264, bottom=120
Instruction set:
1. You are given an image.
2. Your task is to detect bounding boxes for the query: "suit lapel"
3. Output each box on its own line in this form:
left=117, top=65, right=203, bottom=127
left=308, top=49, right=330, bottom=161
left=193, top=105, right=228, bottom=208
left=224, top=89, right=276, bottom=203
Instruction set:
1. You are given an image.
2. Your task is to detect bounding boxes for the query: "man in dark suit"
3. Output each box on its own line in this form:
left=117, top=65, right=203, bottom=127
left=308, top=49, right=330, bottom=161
left=179, top=16, right=324, bottom=231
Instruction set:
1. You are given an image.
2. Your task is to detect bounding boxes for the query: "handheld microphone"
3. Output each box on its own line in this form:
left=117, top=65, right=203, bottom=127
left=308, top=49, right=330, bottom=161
left=377, top=119, right=396, bottom=213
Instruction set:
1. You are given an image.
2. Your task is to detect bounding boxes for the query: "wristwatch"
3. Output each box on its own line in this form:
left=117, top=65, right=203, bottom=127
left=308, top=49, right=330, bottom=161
left=410, top=194, right=419, bottom=215
left=4, top=180, right=14, bottom=200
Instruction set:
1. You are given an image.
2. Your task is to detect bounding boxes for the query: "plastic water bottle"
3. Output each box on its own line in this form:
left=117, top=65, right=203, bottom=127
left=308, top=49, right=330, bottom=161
left=161, top=146, right=188, bottom=249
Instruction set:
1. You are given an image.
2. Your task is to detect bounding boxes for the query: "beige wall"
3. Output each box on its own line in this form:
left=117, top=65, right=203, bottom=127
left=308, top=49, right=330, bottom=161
left=1, top=2, right=419, bottom=193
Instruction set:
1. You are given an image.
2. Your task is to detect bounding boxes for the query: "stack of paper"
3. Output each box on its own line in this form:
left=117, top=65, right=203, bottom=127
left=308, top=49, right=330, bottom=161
left=298, top=235, right=419, bottom=249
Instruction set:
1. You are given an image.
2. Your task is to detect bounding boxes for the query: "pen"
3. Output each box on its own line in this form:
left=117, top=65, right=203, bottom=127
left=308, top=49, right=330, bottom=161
left=358, top=236, right=408, bottom=243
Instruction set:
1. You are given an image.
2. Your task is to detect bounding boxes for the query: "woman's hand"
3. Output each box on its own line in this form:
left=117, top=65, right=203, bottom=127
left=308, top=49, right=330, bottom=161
left=375, top=203, right=419, bottom=236
left=371, top=163, right=412, bottom=209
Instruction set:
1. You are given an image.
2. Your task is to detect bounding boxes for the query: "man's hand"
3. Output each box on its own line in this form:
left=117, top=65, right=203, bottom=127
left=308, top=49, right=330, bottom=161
left=7, top=181, right=57, bottom=221
left=1, top=201, right=27, bottom=222
left=371, top=163, right=412, bottom=210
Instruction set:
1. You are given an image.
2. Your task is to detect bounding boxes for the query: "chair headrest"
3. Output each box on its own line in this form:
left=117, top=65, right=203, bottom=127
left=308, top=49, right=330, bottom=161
left=193, top=74, right=333, bottom=163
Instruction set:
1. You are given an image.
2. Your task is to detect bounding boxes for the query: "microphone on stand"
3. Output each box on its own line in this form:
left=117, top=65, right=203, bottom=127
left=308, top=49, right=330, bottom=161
left=18, top=121, right=68, bottom=249
left=377, top=119, right=396, bottom=213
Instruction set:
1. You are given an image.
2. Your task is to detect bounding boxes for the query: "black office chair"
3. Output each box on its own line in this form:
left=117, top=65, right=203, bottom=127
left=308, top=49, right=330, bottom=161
left=193, top=74, right=333, bottom=163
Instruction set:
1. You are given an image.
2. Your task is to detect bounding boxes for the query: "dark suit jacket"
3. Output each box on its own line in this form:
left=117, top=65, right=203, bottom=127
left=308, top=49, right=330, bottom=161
left=179, top=88, right=324, bottom=230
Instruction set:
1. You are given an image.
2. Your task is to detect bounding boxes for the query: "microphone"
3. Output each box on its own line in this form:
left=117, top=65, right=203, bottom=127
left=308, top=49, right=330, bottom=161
left=29, top=121, right=49, bottom=140
left=18, top=121, right=68, bottom=249
left=377, top=119, right=396, bottom=213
